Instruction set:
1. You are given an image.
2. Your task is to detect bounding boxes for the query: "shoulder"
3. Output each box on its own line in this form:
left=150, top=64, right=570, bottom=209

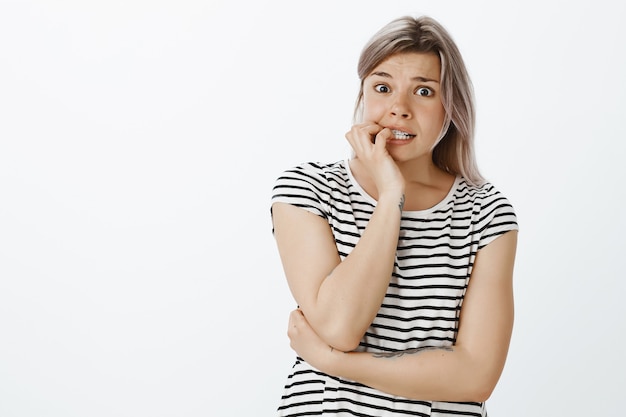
left=274, top=160, right=347, bottom=191
left=457, top=179, right=515, bottom=213
left=271, top=160, right=347, bottom=218
left=277, top=160, right=346, bottom=180
left=456, top=178, right=518, bottom=246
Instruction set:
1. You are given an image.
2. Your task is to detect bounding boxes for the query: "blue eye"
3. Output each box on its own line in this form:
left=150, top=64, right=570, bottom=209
left=374, top=84, right=390, bottom=93
left=416, top=87, right=433, bottom=97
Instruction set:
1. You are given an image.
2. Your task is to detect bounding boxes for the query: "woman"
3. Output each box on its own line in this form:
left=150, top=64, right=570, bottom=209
left=271, top=15, right=518, bottom=417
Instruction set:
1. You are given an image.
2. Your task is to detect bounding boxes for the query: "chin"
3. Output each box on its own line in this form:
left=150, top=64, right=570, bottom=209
left=389, top=151, right=429, bottom=164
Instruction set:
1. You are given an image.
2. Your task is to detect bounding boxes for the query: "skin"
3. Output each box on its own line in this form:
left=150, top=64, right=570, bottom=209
left=349, top=51, right=452, bottom=211
left=272, top=52, right=517, bottom=402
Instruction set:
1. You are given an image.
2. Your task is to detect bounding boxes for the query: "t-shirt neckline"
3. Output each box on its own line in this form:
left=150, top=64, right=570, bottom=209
left=343, top=158, right=460, bottom=215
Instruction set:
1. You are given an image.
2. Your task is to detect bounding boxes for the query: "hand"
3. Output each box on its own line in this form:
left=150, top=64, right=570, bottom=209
left=345, top=122, right=405, bottom=197
left=287, top=309, right=335, bottom=371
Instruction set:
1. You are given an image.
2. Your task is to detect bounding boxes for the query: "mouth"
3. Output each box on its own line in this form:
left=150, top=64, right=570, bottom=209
left=390, top=129, right=416, bottom=140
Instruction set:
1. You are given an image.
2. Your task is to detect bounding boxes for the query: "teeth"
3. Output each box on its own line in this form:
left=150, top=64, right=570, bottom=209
left=391, top=129, right=414, bottom=140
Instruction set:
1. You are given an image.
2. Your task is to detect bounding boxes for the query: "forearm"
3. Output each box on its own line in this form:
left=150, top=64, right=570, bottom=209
left=286, top=231, right=517, bottom=403
left=323, top=345, right=495, bottom=402
left=312, top=192, right=403, bottom=350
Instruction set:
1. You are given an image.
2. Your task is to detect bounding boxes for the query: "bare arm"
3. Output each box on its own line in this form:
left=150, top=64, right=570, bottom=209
left=273, top=190, right=403, bottom=351
left=287, top=230, right=518, bottom=402
left=273, top=123, right=405, bottom=351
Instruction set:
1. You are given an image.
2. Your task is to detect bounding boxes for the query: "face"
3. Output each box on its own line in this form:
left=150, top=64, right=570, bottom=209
left=362, top=52, right=446, bottom=163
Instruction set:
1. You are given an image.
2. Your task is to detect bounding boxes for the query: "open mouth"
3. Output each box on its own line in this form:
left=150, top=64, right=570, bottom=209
left=390, top=129, right=416, bottom=140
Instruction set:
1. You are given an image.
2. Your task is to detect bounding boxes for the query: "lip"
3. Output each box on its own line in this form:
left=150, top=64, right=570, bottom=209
left=386, top=137, right=414, bottom=145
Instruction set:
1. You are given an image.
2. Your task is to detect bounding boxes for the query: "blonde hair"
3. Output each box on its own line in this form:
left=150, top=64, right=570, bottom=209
left=354, top=16, right=484, bottom=186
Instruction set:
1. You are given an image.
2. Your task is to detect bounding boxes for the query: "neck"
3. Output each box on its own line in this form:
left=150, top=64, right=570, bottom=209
left=348, top=156, right=456, bottom=211
left=394, top=156, right=449, bottom=187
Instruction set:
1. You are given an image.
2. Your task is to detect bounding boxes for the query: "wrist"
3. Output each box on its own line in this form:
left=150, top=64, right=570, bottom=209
left=323, top=346, right=345, bottom=376
left=377, top=190, right=406, bottom=213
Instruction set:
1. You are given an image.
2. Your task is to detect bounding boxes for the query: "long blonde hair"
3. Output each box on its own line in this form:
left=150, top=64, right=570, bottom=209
left=354, top=16, right=484, bottom=186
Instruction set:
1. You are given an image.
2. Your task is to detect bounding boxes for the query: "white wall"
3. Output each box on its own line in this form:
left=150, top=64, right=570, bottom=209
left=1, top=1, right=624, bottom=415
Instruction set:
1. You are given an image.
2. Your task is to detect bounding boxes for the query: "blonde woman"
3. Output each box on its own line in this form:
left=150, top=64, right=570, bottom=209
left=271, top=15, right=518, bottom=417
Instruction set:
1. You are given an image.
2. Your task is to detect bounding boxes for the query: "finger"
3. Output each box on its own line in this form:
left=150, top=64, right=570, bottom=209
left=289, top=309, right=305, bottom=327
left=345, top=122, right=375, bottom=138
left=345, top=122, right=380, bottom=141
left=287, top=312, right=299, bottom=339
left=288, top=309, right=298, bottom=328
left=346, top=123, right=382, bottom=153
left=374, top=127, right=392, bottom=149
left=361, top=123, right=383, bottom=144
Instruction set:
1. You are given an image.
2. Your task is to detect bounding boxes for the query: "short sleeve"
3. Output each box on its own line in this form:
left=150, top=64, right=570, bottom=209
left=270, top=162, right=331, bottom=220
left=474, top=184, right=518, bottom=250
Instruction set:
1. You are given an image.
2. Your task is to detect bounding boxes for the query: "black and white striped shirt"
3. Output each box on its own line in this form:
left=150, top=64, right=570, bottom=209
left=271, top=159, right=518, bottom=417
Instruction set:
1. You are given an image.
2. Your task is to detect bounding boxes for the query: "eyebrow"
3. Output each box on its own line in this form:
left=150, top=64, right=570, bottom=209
left=370, top=71, right=440, bottom=83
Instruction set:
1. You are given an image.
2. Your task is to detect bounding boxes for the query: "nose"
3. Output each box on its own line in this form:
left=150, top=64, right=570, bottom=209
left=390, top=94, right=411, bottom=119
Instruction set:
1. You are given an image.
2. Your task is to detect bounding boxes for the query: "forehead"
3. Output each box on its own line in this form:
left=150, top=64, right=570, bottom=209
left=369, top=52, right=441, bottom=80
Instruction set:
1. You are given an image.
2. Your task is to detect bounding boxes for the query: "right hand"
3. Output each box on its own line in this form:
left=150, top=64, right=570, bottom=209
left=345, top=121, right=405, bottom=197
left=287, top=309, right=336, bottom=371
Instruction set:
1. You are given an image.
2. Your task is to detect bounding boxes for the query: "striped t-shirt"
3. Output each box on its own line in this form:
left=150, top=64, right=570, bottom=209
left=271, top=159, right=518, bottom=417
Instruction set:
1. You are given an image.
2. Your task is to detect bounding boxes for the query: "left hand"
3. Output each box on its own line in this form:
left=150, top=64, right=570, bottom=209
left=287, top=309, right=335, bottom=371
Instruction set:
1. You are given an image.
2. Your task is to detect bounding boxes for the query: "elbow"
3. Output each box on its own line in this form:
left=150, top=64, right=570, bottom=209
left=321, top=321, right=364, bottom=352
left=325, top=330, right=362, bottom=353
left=468, top=384, right=495, bottom=403
left=330, top=338, right=361, bottom=353
left=454, top=349, right=504, bottom=402
left=463, top=375, right=499, bottom=403
left=301, top=307, right=366, bottom=352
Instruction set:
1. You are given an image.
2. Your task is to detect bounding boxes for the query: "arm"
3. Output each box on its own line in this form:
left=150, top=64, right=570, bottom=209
left=287, top=230, right=518, bottom=402
left=273, top=123, right=405, bottom=352
left=273, top=191, right=403, bottom=352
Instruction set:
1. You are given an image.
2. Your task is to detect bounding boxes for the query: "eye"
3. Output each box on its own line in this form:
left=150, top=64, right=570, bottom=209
left=415, top=87, right=433, bottom=97
left=374, top=84, right=390, bottom=93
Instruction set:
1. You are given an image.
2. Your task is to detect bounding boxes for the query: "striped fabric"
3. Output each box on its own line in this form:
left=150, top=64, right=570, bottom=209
left=271, top=159, right=518, bottom=417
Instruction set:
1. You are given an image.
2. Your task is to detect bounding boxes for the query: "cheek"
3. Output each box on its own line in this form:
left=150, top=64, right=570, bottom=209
left=362, top=98, right=385, bottom=121
left=421, top=103, right=446, bottom=126
left=435, top=107, right=447, bottom=126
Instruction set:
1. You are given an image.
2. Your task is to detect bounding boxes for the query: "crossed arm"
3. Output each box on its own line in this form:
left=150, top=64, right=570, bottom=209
left=271, top=188, right=404, bottom=352
left=272, top=199, right=517, bottom=402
